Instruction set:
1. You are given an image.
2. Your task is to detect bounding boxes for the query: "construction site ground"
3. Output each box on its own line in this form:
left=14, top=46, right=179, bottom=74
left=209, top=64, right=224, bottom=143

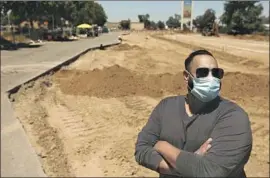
left=10, top=31, right=269, bottom=177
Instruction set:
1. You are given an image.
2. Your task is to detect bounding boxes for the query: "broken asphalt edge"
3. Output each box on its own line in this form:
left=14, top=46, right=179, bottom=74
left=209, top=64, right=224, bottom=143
left=6, top=42, right=121, bottom=98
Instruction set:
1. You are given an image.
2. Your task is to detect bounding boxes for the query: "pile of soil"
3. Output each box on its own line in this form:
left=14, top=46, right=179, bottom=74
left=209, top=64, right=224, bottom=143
left=54, top=65, right=269, bottom=100
left=111, top=43, right=142, bottom=51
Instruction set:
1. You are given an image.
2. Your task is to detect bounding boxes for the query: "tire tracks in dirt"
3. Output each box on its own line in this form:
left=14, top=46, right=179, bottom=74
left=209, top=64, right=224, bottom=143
left=10, top=80, right=73, bottom=177
left=42, top=91, right=158, bottom=176
left=42, top=92, right=115, bottom=176
left=152, top=34, right=268, bottom=75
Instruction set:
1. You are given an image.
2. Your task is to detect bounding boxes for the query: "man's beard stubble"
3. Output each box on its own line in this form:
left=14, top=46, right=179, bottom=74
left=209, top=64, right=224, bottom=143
left=185, top=90, right=220, bottom=115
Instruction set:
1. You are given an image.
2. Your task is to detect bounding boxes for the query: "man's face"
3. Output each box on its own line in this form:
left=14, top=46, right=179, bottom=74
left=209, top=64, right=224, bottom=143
left=184, top=54, right=222, bottom=113
left=183, top=54, right=219, bottom=84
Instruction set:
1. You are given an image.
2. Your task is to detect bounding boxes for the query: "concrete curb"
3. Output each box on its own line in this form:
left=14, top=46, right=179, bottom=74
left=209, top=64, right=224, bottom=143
left=7, top=42, right=120, bottom=97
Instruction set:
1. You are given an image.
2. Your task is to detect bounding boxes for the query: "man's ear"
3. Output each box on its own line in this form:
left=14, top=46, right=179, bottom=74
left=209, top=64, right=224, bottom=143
left=183, top=70, right=189, bottom=83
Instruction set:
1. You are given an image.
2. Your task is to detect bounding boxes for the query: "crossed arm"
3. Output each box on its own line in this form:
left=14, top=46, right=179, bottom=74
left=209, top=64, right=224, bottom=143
left=134, top=100, right=252, bottom=177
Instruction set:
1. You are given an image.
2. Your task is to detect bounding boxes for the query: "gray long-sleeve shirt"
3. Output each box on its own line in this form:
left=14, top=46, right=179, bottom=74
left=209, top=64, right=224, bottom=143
left=134, top=95, right=252, bottom=178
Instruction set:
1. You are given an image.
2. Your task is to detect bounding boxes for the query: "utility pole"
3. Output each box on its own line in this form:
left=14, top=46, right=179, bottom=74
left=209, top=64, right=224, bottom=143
left=180, top=1, right=184, bottom=31
left=7, top=10, right=15, bottom=45
left=7, top=10, right=11, bottom=32
left=7, top=15, right=10, bottom=30
left=190, top=1, right=194, bottom=31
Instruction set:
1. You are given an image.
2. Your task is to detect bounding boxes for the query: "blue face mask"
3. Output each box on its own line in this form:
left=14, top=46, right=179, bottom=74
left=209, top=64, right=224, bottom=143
left=188, top=73, right=221, bottom=102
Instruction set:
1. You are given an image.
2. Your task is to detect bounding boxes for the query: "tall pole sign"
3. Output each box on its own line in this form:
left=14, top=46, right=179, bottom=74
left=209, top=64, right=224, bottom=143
left=181, top=0, right=193, bottom=31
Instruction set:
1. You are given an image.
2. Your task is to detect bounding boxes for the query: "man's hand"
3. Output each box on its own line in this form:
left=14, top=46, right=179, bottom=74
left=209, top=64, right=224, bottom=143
left=195, top=138, right=212, bottom=155
left=157, top=159, right=170, bottom=174
left=155, top=143, right=180, bottom=175
left=154, top=141, right=180, bottom=169
left=158, top=159, right=181, bottom=176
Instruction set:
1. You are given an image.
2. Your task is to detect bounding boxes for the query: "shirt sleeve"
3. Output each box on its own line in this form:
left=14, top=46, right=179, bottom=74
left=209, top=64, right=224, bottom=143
left=134, top=99, right=165, bottom=171
left=175, top=109, right=253, bottom=177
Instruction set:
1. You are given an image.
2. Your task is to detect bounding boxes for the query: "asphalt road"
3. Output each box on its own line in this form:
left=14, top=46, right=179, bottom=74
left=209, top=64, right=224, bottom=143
left=1, top=33, right=121, bottom=91
left=1, top=32, right=120, bottom=177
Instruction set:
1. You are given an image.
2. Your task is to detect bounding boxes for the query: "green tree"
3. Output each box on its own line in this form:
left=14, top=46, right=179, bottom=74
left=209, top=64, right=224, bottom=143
left=138, top=15, right=146, bottom=23
left=144, top=20, right=151, bottom=29
left=138, top=15, right=143, bottom=22
left=0, top=1, right=108, bottom=41
left=138, top=14, right=151, bottom=29
left=138, top=14, right=149, bottom=23
left=166, top=14, right=181, bottom=28
left=93, top=3, right=107, bottom=26
left=120, top=19, right=130, bottom=30
left=174, top=14, right=181, bottom=21
left=193, top=9, right=216, bottom=31
left=0, top=1, right=108, bottom=27
left=157, top=21, right=165, bottom=30
left=260, top=15, right=269, bottom=24
left=1, top=2, right=50, bottom=25
left=0, top=1, right=54, bottom=39
left=149, top=21, right=157, bottom=30
left=221, top=1, right=264, bottom=34
left=71, top=1, right=96, bottom=25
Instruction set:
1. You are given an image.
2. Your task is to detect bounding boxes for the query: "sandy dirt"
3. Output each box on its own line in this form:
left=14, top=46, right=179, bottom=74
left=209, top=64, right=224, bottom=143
left=10, top=32, right=269, bottom=177
left=162, top=33, right=269, bottom=65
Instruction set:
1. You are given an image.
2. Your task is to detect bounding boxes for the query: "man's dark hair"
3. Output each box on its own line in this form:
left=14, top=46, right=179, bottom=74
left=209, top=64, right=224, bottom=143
left=184, top=49, right=214, bottom=71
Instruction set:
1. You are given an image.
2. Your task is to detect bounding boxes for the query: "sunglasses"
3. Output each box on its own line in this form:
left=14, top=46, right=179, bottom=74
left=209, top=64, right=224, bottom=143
left=195, top=67, right=224, bottom=79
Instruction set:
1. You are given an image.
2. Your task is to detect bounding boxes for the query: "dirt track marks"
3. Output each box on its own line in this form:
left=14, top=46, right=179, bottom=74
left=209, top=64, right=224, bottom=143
left=240, top=95, right=269, bottom=177
left=102, top=96, right=159, bottom=177
left=153, top=35, right=269, bottom=74
left=11, top=80, right=73, bottom=177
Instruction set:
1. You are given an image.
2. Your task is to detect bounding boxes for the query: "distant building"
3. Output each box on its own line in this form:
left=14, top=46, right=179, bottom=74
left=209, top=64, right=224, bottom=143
left=105, top=21, right=144, bottom=30
left=105, top=22, right=119, bottom=30
left=130, top=22, right=144, bottom=30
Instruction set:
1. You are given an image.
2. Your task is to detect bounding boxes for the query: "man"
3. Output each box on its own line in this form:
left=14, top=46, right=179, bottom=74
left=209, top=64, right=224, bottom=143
left=134, top=50, right=252, bottom=177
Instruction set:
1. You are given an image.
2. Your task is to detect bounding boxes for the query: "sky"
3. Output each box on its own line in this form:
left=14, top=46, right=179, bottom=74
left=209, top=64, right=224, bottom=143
left=98, top=1, right=269, bottom=22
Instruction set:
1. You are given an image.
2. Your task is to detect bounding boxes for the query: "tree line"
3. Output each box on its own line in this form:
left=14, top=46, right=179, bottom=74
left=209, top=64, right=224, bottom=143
left=0, top=1, right=108, bottom=29
left=120, top=14, right=166, bottom=30
left=120, top=1, right=269, bottom=35
left=194, top=1, right=268, bottom=35
left=1, top=1, right=268, bottom=35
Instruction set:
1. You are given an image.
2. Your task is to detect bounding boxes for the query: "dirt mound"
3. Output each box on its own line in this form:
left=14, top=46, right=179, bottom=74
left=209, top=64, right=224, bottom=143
left=54, top=65, right=184, bottom=98
left=54, top=65, right=269, bottom=100
left=222, top=72, right=269, bottom=98
left=111, top=43, right=142, bottom=51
